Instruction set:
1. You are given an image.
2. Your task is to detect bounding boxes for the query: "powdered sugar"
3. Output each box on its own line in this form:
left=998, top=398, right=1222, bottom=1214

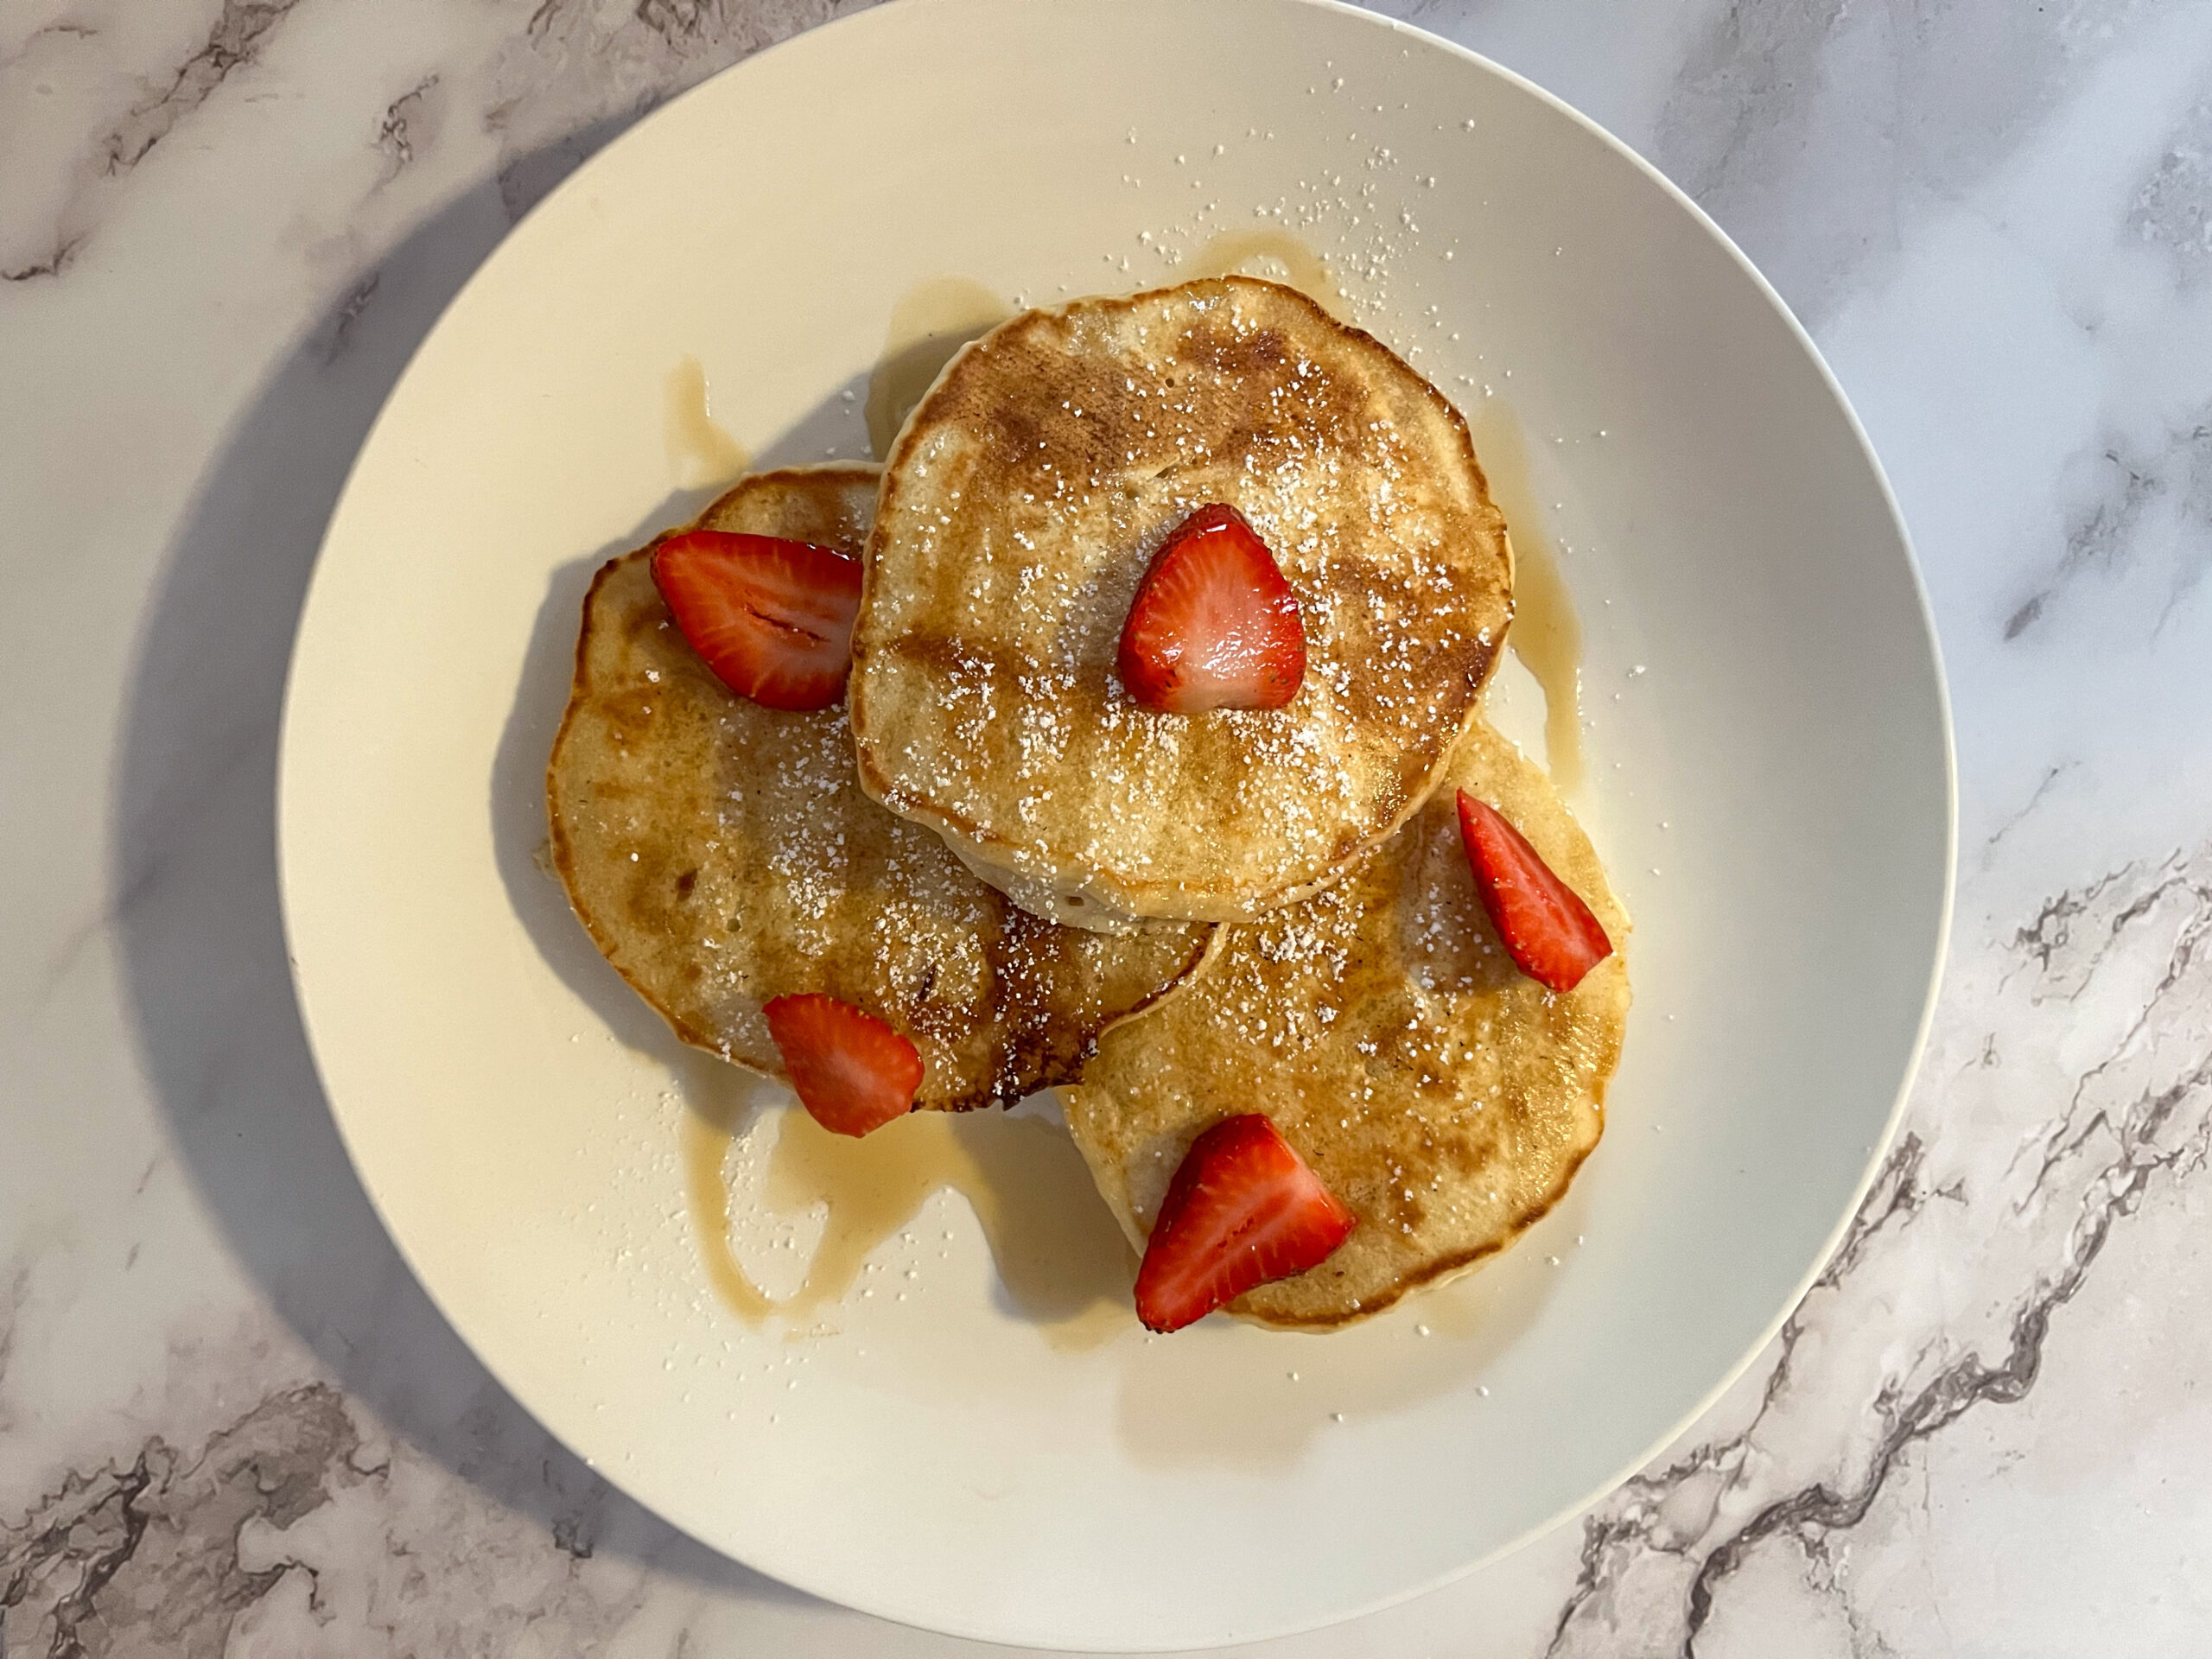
left=854, top=278, right=1510, bottom=920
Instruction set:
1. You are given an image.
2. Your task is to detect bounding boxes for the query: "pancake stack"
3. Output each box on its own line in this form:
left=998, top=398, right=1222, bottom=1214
left=548, top=277, right=1629, bottom=1330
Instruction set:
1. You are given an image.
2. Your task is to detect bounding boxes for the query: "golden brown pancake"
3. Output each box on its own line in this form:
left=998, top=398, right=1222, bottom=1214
left=546, top=465, right=1216, bottom=1110
left=1062, top=720, right=1629, bottom=1325
left=849, top=276, right=1512, bottom=933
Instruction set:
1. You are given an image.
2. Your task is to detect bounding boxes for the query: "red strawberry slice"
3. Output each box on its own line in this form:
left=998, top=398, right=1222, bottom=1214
left=762, top=993, right=924, bottom=1137
left=1133, top=1114, right=1356, bottom=1333
left=651, top=531, right=862, bottom=712
left=1116, top=504, right=1306, bottom=713
left=1455, top=791, right=1614, bottom=994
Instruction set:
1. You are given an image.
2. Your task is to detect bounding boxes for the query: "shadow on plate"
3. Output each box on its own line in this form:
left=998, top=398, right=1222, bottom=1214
left=109, top=136, right=819, bottom=1608
left=493, top=486, right=1147, bottom=1351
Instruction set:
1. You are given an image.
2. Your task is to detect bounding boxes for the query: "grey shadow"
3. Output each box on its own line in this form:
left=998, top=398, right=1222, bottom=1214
left=754, top=364, right=874, bottom=471
left=491, top=352, right=877, bottom=1058
left=111, top=144, right=823, bottom=1605
left=1110, top=1232, right=1562, bottom=1475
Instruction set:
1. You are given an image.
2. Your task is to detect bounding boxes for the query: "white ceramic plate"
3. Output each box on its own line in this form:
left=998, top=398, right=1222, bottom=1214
left=279, top=0, right=1954, bottom=1649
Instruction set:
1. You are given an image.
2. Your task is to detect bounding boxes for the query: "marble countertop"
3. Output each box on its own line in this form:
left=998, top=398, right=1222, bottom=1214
left=7, top=1, right=2212, bottom=1652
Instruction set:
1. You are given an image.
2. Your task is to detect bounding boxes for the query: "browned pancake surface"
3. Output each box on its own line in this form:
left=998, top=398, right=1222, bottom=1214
left=546, top=466, right=1215, bottom=1109
left=1063, top=721, right=1629, bottom=1325
left=850, top=276, right=1513, bottom=928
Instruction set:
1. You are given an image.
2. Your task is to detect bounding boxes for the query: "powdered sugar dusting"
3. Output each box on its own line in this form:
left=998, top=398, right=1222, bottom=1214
left=547, top=471, right=1212, bottom=1109
left=1065, top=721, right=1628, bottom=1326
left=855, top=279, right=1510, bottom=918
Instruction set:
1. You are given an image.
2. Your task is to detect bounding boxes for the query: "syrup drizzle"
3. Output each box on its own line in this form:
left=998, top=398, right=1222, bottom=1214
left=665, top=355, right=751, bottom=488
left=1465, top=398, right=1584, bottom=791
left=683, top=1097, right=1134, bottom=1351
left=1183, top=229, right=1348, bottom=318
left=865, top=277, right=1014, bottom=460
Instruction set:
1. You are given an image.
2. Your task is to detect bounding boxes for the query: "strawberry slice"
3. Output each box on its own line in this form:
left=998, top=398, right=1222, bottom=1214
left=1456, top=791, right=1614, bottom=994
left=1133, top=1114, right=1356, bottom=1332
left=1116, top=504, right=1306, bottom=713
left=651, top=531, right=862, bottom=712
left=762, top=993, right=923, bottom=1137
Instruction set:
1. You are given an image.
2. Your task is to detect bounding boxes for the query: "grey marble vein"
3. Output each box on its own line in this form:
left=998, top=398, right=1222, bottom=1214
left=2006, top=410, right=2212, bottom=641
left=1538, top=849, right=2212, bottom=1654
left=2132, top=92, right=2212, bottom=285
left=1, top=21, right=102, bottom=65
left=101, top=1, right=299, bottom=175
left=318, top=269, right=380, bottom=364
left=2, top=0, right=304, bottom=283
left=375, top=74, right=441, bottom=180
left=2, top=1386, right=353, bottom=1658
left=1980, top=762, right=2074, bottom=868
left=1652, top=0, right=2206, bottom=326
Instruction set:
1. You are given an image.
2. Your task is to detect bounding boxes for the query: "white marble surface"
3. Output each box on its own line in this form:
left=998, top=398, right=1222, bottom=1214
left=5, top=0, right=2212, bottom=1652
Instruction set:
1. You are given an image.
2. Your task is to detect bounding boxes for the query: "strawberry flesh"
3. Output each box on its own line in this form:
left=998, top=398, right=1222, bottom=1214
left=1133, top=1113, right=1356, bottom=1332
left=1116, top=504, right=1306, bottom=713
left=1455, top=791, right=1614, bottom=994
left=762, top=993, right=923, bottom=1137
left=652, top=531, right=862, bottom=712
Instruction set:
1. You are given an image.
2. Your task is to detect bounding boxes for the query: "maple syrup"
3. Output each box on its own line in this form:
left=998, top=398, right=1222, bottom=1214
left=1466, top=398, right=1584, bottom=791
left=664, top=355, right=750, bottom=488
left=1184, top=229, right=1346, bottom=317
left=865, top=277, right=1014, bottom=459
left=684, top=1096, right=1134, bottom=1349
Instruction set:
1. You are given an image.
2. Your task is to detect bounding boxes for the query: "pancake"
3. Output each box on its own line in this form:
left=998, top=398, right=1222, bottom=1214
left=1061, top=719, right=1629, bottom=1326
left=849, top=276, right=1512, bottom=933
left=546, top=465, right=1216, bottom=1111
